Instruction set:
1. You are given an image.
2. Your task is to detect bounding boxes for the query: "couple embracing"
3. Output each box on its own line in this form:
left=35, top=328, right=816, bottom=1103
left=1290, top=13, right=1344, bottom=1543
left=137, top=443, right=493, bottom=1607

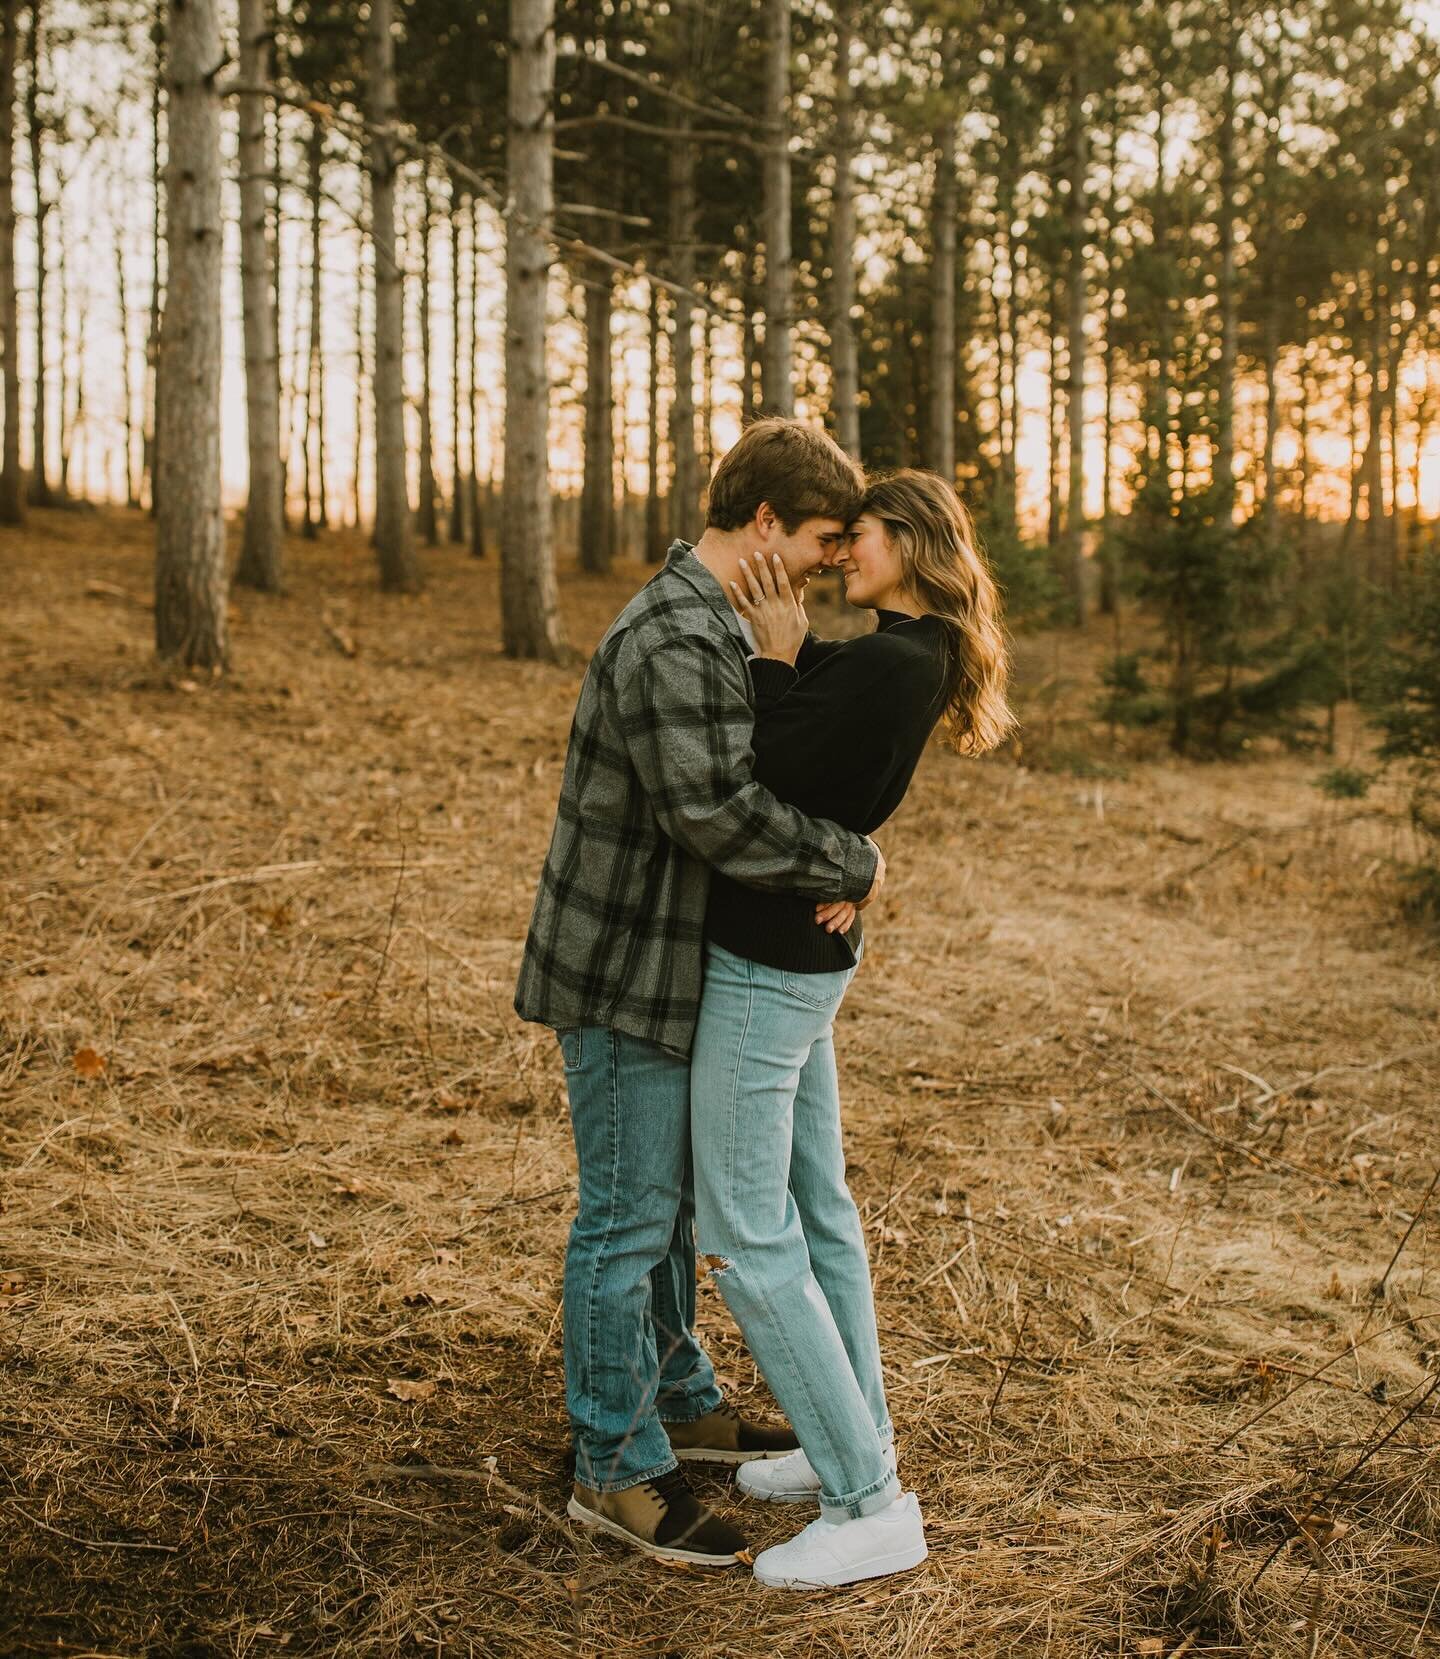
left=515, top=418, right=1012, bottom=1590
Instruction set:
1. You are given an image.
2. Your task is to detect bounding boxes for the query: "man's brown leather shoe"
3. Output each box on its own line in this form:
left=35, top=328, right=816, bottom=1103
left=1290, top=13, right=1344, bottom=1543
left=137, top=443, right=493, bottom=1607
left=567, top=1466, right=748, bottom=1565
left=664, top=1403, right=799, bottom=1465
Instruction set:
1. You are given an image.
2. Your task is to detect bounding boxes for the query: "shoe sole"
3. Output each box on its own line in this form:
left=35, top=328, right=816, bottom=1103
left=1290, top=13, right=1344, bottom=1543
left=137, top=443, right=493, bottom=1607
left=753, top=1539, right=928, bottom=1589
left=672, top=1446, right=793, bottom=1466
left=565, top=1496, right=743, bottom=1567
left=735, top=1476, right=820, bottom=1504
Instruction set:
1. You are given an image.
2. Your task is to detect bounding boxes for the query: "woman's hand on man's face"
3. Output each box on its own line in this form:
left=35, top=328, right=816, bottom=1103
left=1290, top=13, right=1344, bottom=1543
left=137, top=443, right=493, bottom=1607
left=732, top=552, right=808, bottom=666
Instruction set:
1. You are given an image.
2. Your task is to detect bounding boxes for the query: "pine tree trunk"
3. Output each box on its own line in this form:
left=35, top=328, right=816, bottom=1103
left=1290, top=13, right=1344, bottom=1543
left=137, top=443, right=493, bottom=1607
left=233, top=0, right=283, bottom=590
left=928, top=37, right=957, bottom=482
left=59, top=243, right=82, bottom=497
left=760, top=0, right=793, bottom=415
left=304, top=119, right=327, bottom=535
left=25, top=0, right=50, bottom=505
left=1046, top=290, right=1061, bottom=548
left=995, top=165, right=1018, bottom=532
left=1215, top=2, right=1237, bottom=514
left=701, top=300, right=715, bottom=485
left=1260, top=288, right=1279, bottom=539
left=448, top=183, right=465, bottom=543
left=1064, top=79, right=1088, bottom=625
left=1152, top=76, right=1172, bottom=503
left=154, top=0, right=225, bottom=669
left=144, top=9, right=163, bottom=516
left=501, top=0, right=563, bottom=657
left=468, top=193, right=485, bottom=558
left=579, top=273, right=614, bottom=572
left=366, top=0, right=419, bottom=591
left=1099, top=252, right=1119, bottom=617
left=115, top=226, right=138, bottom=507
left=1297, top=332, right=1313, bottom=560
left=829, top=0, right=859, bottom=456
left=667, top=130, right=698, bottom=538
left=416, top=165, right=439, bottom=546
left=0, top=0, right=22, bottom=523
left=645, top=279, right=664, bottom=562
left=350, top=223, right=364, bottom=531
left=743, top=243, right=761, bottom=420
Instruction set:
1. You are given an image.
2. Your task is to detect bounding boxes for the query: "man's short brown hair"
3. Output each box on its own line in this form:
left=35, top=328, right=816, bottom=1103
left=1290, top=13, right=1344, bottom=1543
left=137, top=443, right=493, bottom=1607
left=705, top=417, right=864, bottom=533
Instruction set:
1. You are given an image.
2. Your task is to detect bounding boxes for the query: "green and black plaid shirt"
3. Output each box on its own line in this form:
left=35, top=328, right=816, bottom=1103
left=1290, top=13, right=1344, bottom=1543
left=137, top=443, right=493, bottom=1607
left=514, top=541, right=879, bottom=1056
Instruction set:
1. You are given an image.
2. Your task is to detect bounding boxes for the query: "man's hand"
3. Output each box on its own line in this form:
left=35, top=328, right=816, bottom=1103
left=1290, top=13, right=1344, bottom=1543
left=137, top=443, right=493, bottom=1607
left=858, top=839, right=885, bottom=910
left=731, top=552, right=808, bottom=665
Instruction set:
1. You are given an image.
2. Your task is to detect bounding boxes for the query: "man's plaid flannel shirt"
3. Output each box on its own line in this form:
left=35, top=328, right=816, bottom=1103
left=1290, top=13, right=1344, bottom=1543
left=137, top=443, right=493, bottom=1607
left=514, top=541, right=879, bottom=1056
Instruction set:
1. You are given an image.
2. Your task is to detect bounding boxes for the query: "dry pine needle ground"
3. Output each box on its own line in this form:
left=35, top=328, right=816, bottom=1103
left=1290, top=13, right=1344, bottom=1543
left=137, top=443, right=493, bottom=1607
left=2, top=509, right=1439, bottom=1657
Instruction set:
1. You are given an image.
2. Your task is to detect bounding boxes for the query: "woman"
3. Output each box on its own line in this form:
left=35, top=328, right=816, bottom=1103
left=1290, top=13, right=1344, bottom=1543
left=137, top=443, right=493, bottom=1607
left=689, top=469, right=1014, bottom=1589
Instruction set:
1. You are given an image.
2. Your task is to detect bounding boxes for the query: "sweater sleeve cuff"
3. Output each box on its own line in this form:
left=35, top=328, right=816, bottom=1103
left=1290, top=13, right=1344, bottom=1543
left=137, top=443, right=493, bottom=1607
left=747, top=655, right=799, bottom=710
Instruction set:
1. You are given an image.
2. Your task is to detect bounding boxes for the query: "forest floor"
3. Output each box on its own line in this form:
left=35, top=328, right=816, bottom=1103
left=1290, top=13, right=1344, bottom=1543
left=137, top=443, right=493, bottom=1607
left=3, top=508, right=1440, bottom=1659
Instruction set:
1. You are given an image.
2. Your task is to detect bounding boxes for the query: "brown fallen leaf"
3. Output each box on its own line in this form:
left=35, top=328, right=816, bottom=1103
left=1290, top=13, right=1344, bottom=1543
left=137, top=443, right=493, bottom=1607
left=72, top=1046, right=106, bottom=1080
left=434, top=1247, right=460, bottom=1266
left=386, top=1377, right=436, bottom=1403
left=0, top=1272, right=26, bottom=1296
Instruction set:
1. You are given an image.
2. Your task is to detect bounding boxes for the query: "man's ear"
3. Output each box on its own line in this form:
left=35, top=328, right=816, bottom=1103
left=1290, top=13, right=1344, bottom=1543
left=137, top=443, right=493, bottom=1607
left=753, top=502, right=778, bottom=542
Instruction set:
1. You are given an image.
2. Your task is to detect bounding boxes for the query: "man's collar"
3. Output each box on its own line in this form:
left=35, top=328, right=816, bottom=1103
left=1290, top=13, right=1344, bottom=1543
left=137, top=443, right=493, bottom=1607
left=665, top=539, right=747, bottom=651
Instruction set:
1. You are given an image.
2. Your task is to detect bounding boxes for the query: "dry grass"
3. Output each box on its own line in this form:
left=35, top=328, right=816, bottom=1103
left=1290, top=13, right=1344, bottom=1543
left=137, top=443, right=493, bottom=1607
left=2, top=507, right=1439, bottom=1658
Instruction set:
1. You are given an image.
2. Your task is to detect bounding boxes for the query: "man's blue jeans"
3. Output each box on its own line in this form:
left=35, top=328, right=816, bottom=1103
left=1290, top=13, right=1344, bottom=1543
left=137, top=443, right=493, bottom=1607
left=690, top=942, right=899, bottom=1522
left=558, top=1025, right=725, bottom=1492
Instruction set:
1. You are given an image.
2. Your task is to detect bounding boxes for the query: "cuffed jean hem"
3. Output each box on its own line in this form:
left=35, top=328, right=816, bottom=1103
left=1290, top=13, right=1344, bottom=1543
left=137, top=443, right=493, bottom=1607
left=574, top=1449, right=679, bottom=1496
left=820, top=1469, right=902, bottom=1523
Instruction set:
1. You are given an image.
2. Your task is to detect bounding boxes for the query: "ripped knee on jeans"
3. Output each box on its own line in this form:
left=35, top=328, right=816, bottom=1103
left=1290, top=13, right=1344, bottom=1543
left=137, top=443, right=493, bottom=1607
left=699, top=1251, right=732, bottom=1277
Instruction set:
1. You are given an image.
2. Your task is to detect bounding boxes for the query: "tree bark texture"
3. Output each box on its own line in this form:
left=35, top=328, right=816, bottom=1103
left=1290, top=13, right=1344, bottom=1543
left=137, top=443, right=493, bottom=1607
left=144, top=9, right=164, bottom=515
left=302, top=118, right=328, bottom=537
left=1215, top=3, right=1237, bottom=514
left=667, top=128, right=698, bottom=536
left=448, top=183, right=465, bottom=543
left=928, top=106, right=957, bottom=475
left=469, top=194, right=485, bottom=557
left=645, top=279, right=664, bottom=561
left=154, top=0, right=226, bottom=669
left=579, top=273, right=614, bottom=572
left=1064, top=78, right=1088, bottom=624
left=366, top=0, right=419, bottom=590
left=829, top=0, right=858, bottom=456
left=760, top=0, right=793, bottom=415
left=501, top=0, right=564, bottom=657
left=416, top=166, right=438, bottom=545
left=233, top=0, right=284, bottom=590
left=115, top=225, right=138, bottom=506
left=0, top=0, right=22, bottom=523
left=26, top=0, right=50, bottom=504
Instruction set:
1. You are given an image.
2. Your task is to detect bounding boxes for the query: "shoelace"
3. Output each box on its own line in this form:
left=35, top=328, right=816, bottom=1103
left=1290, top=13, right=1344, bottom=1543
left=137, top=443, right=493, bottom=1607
left=650, top=1466, right=691, bottom=1514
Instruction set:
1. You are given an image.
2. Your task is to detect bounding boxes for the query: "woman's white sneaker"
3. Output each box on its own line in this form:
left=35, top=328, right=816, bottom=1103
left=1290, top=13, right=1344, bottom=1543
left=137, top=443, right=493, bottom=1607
left=736, top=1444, right=897, bottom=1505
left=751, top=1492, right=927, bottom=1588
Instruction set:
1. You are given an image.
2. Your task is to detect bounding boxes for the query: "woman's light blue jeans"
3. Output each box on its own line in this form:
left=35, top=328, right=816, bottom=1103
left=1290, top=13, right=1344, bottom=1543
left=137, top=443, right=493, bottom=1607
left=690, top=941, right=898, bottom=1521
left=558, top=1024, right=725, bottom=1492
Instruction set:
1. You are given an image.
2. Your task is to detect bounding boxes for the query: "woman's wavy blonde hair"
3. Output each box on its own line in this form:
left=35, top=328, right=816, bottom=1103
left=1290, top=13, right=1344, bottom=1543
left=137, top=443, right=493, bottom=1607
left=860, top=469, right=1016, bottom=756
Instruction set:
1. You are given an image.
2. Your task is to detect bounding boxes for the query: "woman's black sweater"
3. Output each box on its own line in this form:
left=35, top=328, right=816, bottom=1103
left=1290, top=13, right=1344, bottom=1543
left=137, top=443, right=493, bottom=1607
left=704, top=609, right=950, bottom=974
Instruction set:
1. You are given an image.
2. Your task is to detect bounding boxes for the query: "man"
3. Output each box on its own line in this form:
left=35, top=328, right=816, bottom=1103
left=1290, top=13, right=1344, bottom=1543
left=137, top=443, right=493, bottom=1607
left=515, top=418, right=886, bottom=1566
